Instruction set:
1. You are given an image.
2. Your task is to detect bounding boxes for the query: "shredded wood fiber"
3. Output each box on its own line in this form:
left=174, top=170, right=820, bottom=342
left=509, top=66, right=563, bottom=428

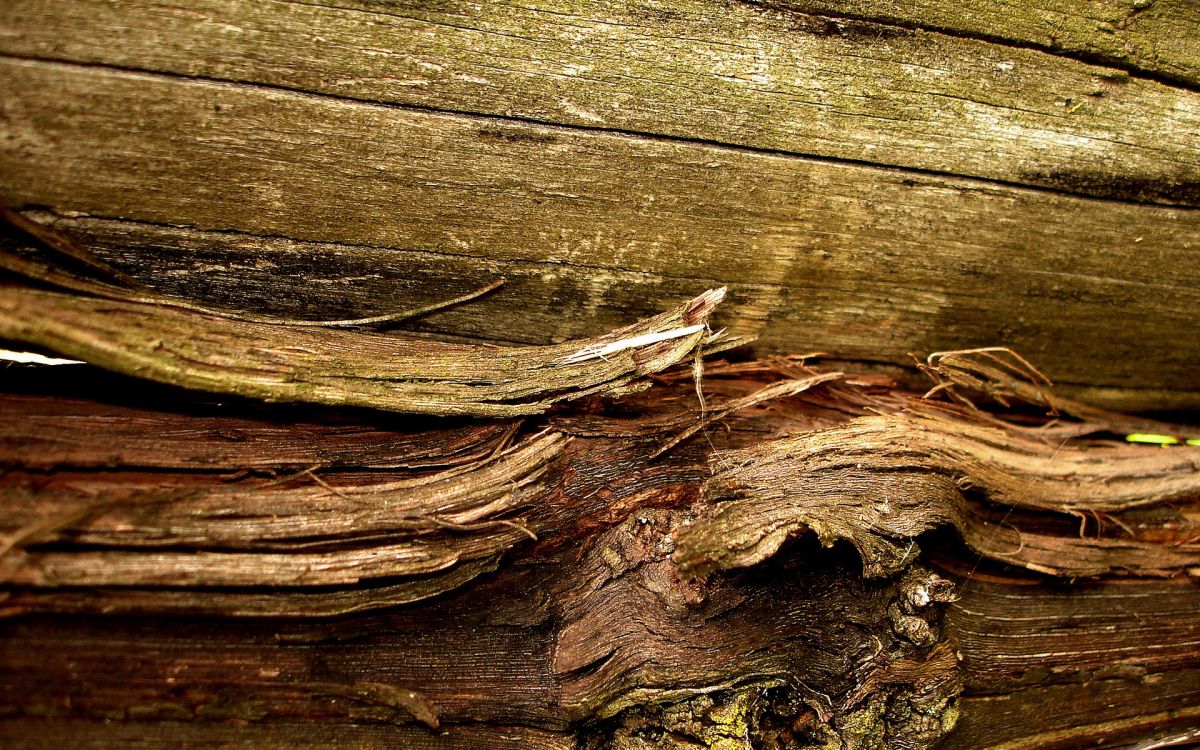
left=2, top=348, right=1195, bottom=622
left=676, top=405, right=1200, bottom=579
left=0, top=208, right=1196, bottom=620
left=0, top=431, right=566, bottom=590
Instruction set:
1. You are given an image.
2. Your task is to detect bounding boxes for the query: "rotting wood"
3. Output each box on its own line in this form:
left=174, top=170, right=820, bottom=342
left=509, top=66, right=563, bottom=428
left=0, top=351, right=1195, bottom=748
left=1, top=2, right=1198, bottom=744
left=0, top=431, right=566, bottom=587
left=0, top=391, right=518, bottom=471
left=2, top=111, right=1199, bottom=409
left=675, top=406, right=1200, bottom=578
left=934, top=554, right=1200, bottom=750
left=1, top=0, right=1198, bottom=203
left=0, top=721, right=577, bottom=750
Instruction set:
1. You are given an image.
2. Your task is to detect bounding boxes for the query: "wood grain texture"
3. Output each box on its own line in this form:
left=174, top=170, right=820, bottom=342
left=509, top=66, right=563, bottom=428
left=937, top=561, right=1200, bottom=749
left=0, top=283, right=724, bottom=417
left=0, top=721, right=576, bottom=750
left=675, top=408, right=1200, bottom=579
left=767, top=0, right=1200, bottom=88
left=0, top=362, right=1196, bottom=747
left=1, top=60, right=1198, bottom=408
left=1, top=0, right=1198, bottom=203
left=0, top=392, right=515, bottom=470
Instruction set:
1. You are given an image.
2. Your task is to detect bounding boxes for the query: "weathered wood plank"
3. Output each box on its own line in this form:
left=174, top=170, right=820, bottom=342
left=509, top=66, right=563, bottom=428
left=939, top=563, right=1200, bottom=749
left=1, top=0, right=1198, bottom=202
left=772, top=0, right=1200, bottom=88
left=1, top=59, right=1198, bottom=408
left=0, top=721, right=575, bottom=750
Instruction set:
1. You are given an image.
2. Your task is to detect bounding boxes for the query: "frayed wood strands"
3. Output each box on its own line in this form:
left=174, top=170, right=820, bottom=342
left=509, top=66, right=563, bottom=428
left=0, top=202, right=138, bottom=287
left=651, top=372, right=844, bottom=458
left=921, top=346, right=1200, bottom=437
left=0, top=557, right=505, bottom=619
left=0, top=392, right=519, bottom=470
left=0, top=432, right=566, bottom=591
left=675, top=406, right=1200, bottom=579
left=0, top=286, right=726, bottom=416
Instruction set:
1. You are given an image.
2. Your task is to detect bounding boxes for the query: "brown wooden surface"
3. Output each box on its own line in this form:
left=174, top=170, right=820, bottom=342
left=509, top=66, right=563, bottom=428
left=1, top=2, right=1199, bottom=747
left=0, top=359, right=1197, bottom=748
left=3, top=0, right=1198, bottom=199
left=0, top=1, right=1199, bottom=408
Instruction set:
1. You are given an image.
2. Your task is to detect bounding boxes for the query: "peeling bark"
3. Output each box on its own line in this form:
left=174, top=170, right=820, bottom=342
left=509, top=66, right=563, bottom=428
left=677, top=406, right=1200, bottom=579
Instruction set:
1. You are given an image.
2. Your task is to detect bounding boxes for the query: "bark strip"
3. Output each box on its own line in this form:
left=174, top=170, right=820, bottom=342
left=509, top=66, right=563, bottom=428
left=0, top=285, right=725, bottom=416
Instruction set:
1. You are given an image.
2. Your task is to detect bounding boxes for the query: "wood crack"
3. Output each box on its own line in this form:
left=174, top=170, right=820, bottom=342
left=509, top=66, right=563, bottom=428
left=2, top=52, right=1197, bottom=210
left=740, top=0, right=1200, bottom=94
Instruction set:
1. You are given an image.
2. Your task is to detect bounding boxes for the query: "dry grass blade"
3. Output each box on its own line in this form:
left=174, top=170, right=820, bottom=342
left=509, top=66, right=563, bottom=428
left=0, top=286, right=725, bottom=416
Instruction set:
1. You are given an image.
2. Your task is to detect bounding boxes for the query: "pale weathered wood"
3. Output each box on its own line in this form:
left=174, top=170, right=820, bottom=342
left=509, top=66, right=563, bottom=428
left=1, top=58, right=1198, bottom=408
left=1, top=0, right=1198, bottom=203
left=771, top=0, right=1200, bottom=88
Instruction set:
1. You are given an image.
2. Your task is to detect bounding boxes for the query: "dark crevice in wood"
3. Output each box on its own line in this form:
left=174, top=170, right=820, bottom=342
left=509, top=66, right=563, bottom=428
left=8, top=206, right=758, bottom=290
left=3, top=52, right=1197, bottom=211
left=738, top=0, right=1200, bottom=95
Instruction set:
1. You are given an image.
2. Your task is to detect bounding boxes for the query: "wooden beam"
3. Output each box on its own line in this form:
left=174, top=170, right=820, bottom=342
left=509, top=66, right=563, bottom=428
left=0, top=0, right=1198, bottom=202
left=1, top=59, right=1198, bottom=408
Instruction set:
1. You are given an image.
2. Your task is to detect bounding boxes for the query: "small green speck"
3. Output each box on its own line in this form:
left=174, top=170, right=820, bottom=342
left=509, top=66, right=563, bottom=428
left=1126, top=433, right=1180, bottom=446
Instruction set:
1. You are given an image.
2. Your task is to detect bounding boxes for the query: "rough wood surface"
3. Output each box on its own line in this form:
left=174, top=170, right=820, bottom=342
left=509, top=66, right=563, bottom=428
left=676, top=408, right=1200, bottom=579
left=767, top=0, right=1200, bottom=88
left=1, top=1, right=1199, bottom=407
left=0, top=358, right=1196, bottom=748
left=1, top=0, right=1198, bottom=202
left=0, top=283, right=725, bottom=416
left=1, top=73, right=1198, bottom=407
left=2, top=3, right=1198, bottom=746
left=0, top=391, right=517, bottom=470
left=935, top=557, right=1200, bottom=750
